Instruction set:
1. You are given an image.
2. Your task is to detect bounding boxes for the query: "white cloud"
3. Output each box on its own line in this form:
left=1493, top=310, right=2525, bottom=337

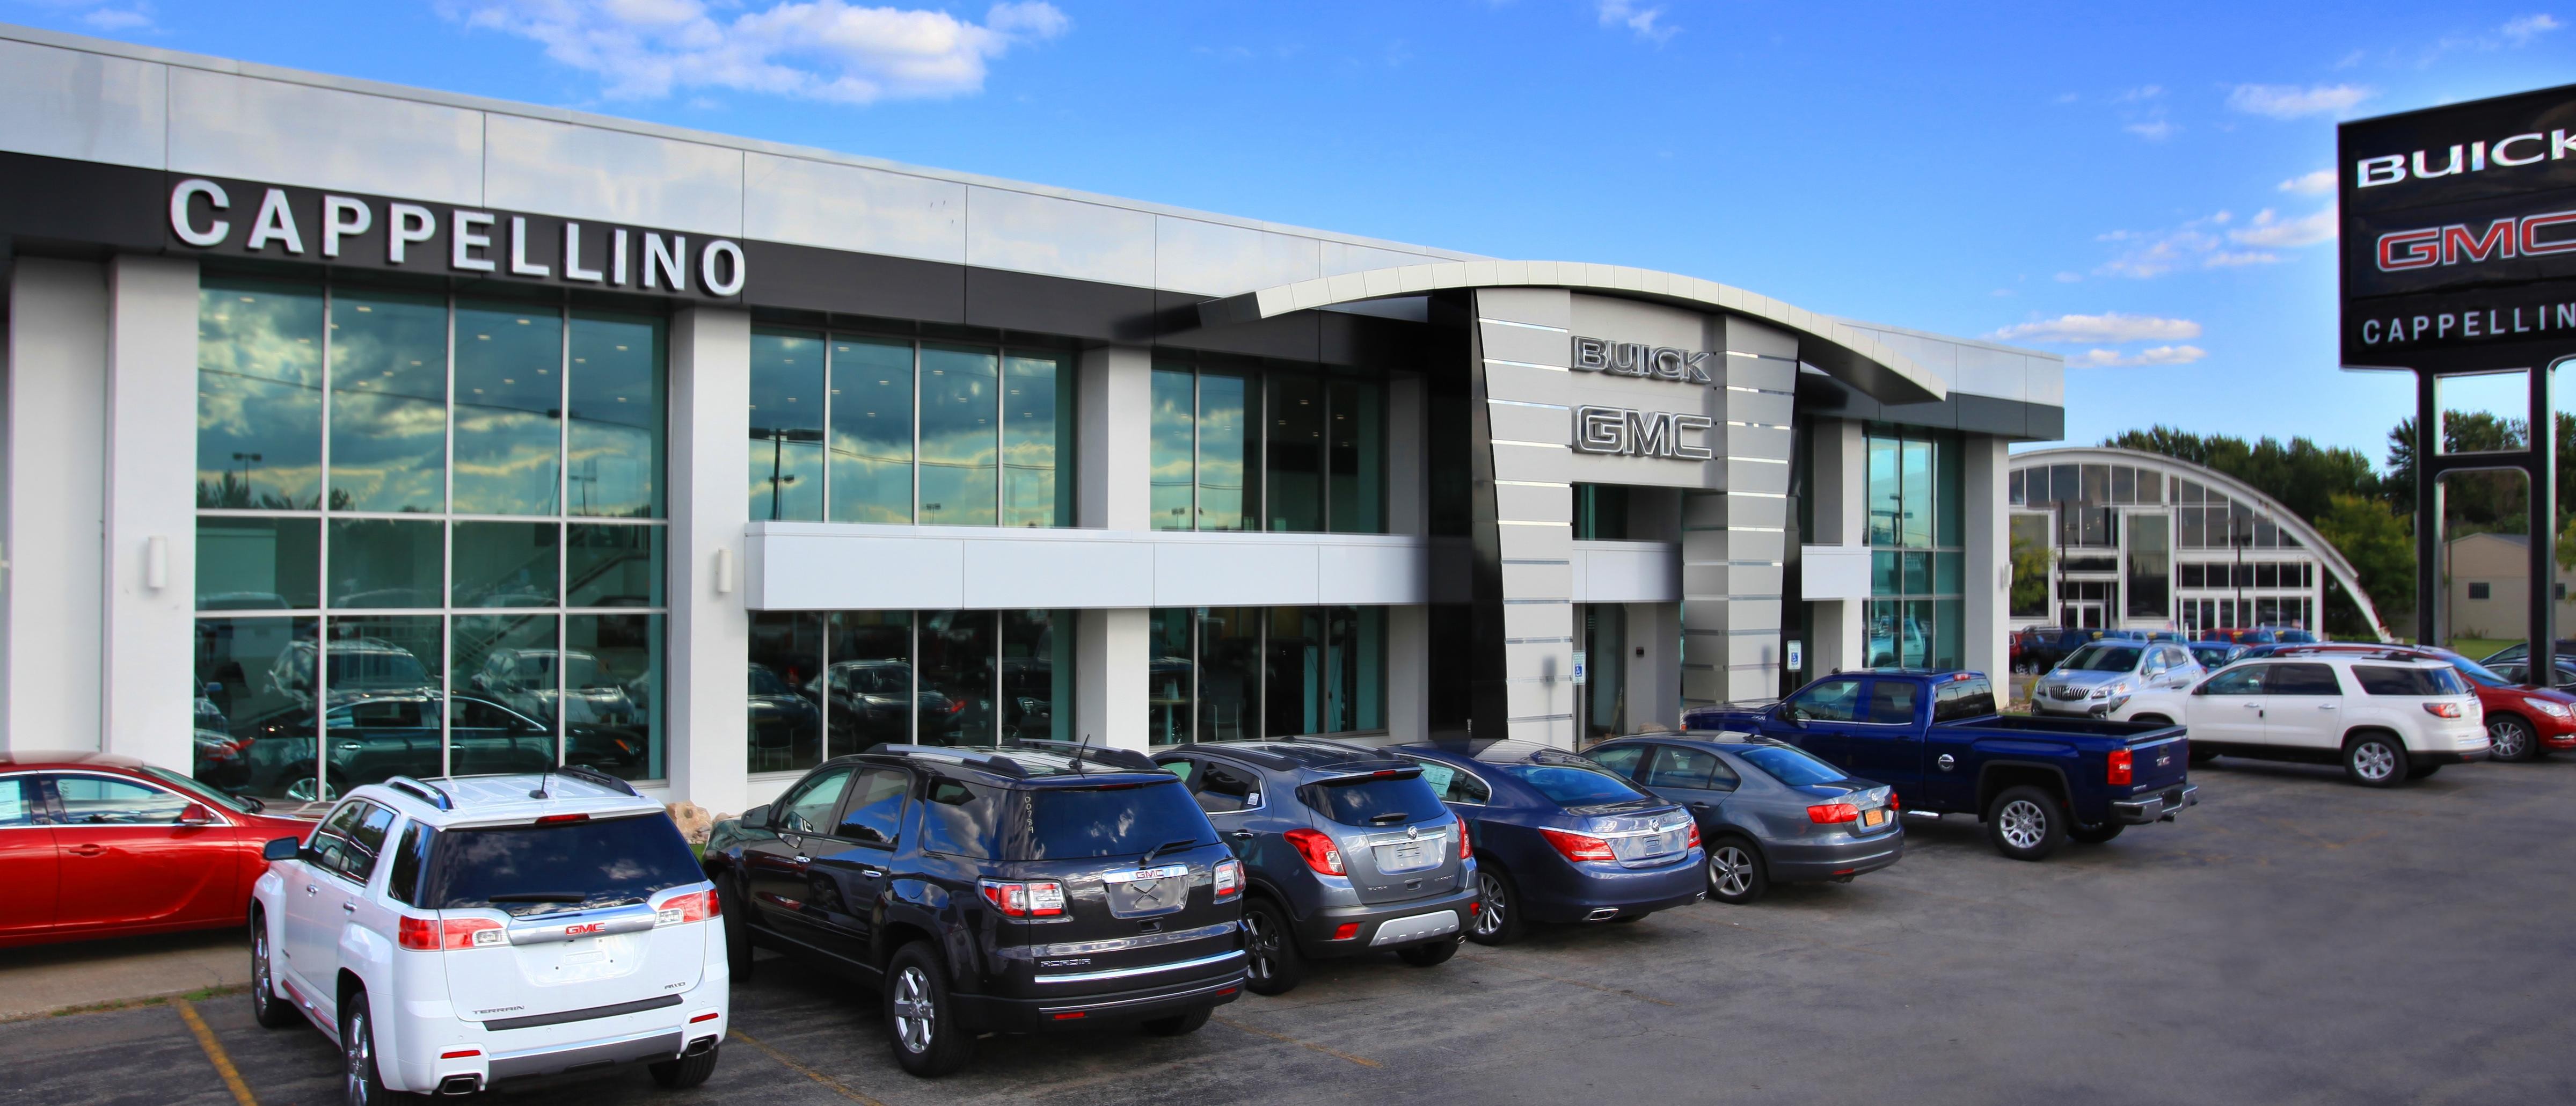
left=2064, top=345, right=2207, bottom=368
left=2205, top=250, right=2279, bottom=267
left=2504, top=13, right=2563, bottom=45
left=1987, top=312, right=2203, bottom=345
left=83, top=5, right=149, bottom=29
left=2054, top=271, right=2083, bottom=283
left=2278, top=169, right=2336, bottom=195
left=2125, top=120, right=2178, bottom=140
left=442, top=0, right=1070, bottom=104
left=2229, top=206, right=2337, bottom=248
left=2114, top=85, right=2163, bottom=102
left=2227, top=83, right=2373, bottom=119
left=1595, top=0, right=1676, bottom=42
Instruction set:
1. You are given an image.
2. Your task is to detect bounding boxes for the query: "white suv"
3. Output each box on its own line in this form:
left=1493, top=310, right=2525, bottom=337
left=2112, top=652, right=2488, bottom=787
left=249, top=767, right=726, bottom=1103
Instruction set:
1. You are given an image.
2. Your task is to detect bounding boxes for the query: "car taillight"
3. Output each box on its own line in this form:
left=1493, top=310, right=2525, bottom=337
left=657, top=889, right=718, bottom=926
left=535, top=813, right=589, bottom=824
left=1538, top=827, right=1616, bottom=862
left=2424, top=702, right=2464, bottom=718
left=1888, top=791, right=1901, bottom=811
left=1456, top=818, right=1472, bottom=860
left=1807, top=803, right=1859, bottom=825
left=2107, top=748, right=2134, bottom=786
left=397, top=915, right=505, bottom=951
left=1213, top=858, right=1244, bottom=900
left=977, top=879, right=1066, bottom=918
left=1283, top=829, right=1346, bottom=876
left=1684, top=821, right=1702, bottom=849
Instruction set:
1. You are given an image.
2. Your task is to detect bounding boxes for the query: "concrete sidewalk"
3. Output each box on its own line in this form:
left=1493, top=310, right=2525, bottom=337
left=0, top=929, right=247, bottom=1021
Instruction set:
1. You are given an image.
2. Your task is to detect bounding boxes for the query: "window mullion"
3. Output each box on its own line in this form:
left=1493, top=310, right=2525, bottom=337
left=317, top=283, right=334, bottom=797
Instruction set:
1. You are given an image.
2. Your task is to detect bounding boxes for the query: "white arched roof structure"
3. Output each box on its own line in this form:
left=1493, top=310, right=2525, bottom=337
left=1192, top=260, right=1950, bottom=405
left=2009, top=446, right=2392, bottom=642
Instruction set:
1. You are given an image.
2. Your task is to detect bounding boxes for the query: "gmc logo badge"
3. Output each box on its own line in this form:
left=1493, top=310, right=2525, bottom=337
left=566, top=922, right=606, bottom=936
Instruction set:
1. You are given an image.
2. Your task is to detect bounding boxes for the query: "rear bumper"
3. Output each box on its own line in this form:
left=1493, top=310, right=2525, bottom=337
left=1519, top=849, right=1707, bottom=924
left=1297, top=883, right=1480, bottom=957
left=1767, top=831, right=1904, bottom=883
left=2110, top=783, right=2198, bottom=825
left=2407, top=748, right=2490, bottom=766
left=957, top=967, right=1244, bottom=1034
left=395, top=993, right=726, bottom=1095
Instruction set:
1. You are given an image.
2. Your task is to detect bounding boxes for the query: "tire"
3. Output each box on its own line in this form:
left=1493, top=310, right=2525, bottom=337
left=1240, top=897, right=1304, bottom=996
left=884, top=942, right=972, bottom=1078
left=1984, top=786, right=2068, bottom=861
left=720, top=873, right=755, bottom=983
left=339, top=991, right=406, bottom=1106
left=648, top=1048, right=719, bottom=1089
left=2406, top=764, right=2442, bottom=780
left=2489, top=716, right=2537, bottom=762
left=1140, top=1006, right=1213, bottom=1036
left=1466, top=865, right=1525, bottom=946
left=1705, top=839, right=1769, bottom=905
left=2343, top=732, right=2407, bottom=788
left=2069, top=821, right=2125, bottom=844
left=249, top=913, right=298, bottom=1029
left=1397, top=935, right=1462, bottom=966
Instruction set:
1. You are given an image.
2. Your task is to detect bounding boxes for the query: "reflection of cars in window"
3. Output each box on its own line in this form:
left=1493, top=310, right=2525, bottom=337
left=265, top=638, right=436, bottom=708
left=805, top=660, right=961, bottom=746
left=233, top=691, right=639, bottom=803
left=747, top=663, right=821, bottom=752
left=469, top=647, right=638, bottom=727
left=196, top=591, right=292, bottom=611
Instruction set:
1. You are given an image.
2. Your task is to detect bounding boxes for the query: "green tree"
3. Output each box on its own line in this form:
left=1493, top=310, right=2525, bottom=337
left=2104, top=425, right=2380, bottom=522
left=2010, top=529, right=2052, bottom=617
left=2315, top=492, right=2414, bottom=634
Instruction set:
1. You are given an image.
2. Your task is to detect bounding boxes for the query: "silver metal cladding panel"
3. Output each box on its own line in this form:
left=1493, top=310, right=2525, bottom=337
left=482, top=114, right=744, bottom=236
left=964, top=185, right=1156, bottom=287
left=167, top=66, right=485, bottom=207
left=741, top=152, right=966, bottom=264
left=0, top=37, right=164, bottom=169
left=1154, top=216, right=1323, bottom=296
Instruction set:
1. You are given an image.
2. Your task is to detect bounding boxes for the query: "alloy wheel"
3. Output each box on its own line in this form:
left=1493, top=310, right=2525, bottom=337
left=1473, top=871, right=1506, bottom=936
left=1997, top=799, right=2048, bottom=850
left=2490, top=719, right=2531, bottom=760
left=1243, top=912, right=1277, bottom=982
left=253, top=932, right=272, bottom=1015
left=891, top=966, right=935, bottom=1054
left=2353, top=741, right=2397, bottom=782
left=344, top=1008, right=371, bottom=1106
left=1709, top=847, right=1754, bottom=898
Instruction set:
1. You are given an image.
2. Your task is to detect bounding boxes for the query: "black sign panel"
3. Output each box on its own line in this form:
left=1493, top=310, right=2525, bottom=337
left=2340, top=82, right=2576, bottom=372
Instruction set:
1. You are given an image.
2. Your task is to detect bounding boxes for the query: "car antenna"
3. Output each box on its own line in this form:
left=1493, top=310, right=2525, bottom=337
left=530, top=768, right=551, bottom=800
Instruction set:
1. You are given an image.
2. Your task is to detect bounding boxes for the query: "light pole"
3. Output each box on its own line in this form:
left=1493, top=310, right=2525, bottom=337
left=2230, top=516, right=2253, bottom=631
left=231, top=451, right=262, bottom=503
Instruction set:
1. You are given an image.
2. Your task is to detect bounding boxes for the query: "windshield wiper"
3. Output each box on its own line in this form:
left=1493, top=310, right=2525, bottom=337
left=487, top=891, right=586, bottom=903
left=1368, top=812, right=1410, bottom=825
left=1139, top=838, right=1197, bottom=866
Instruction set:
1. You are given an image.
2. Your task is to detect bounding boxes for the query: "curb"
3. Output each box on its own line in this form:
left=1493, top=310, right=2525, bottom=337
left=1, top=983, right=251, bottom=1026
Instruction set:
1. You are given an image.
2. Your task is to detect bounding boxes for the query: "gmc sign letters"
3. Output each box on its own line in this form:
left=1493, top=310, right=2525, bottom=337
left=1573, top=405, right=1713, bottom=460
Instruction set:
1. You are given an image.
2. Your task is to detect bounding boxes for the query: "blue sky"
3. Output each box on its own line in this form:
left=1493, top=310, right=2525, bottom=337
left=18, top=1, right=2576, bottom=464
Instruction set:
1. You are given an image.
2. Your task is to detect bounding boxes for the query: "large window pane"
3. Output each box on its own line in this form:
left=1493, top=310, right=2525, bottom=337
left=1932, top=599, right=1963, bottom=670
left=1935, top=434, right=1962, bottom=547
left=918, top=345, right=998, bottom=526
left=327, top=519, right=441, bottom=608
left=1149, top=608, right=1194, bottom=745
left=1150, top=368, right=1195, bottom=531
left=1327, top=381, right=1384, bottom=534
left=329, top=289, right=447, bottom=513
left=198, top=516, right=319, bottom=610
left=749, top=330, right=826, bottom=522
left=1198, top=607, right=1260, bottom=741
left=566, top=613, right=661, bottom=780
left=453, top=521, right=559, bottom=608
left=1324, top=606, right=1383, bottom=733
left=919, top=609, right=996, bottom=744
left=453, top=302, right=563, bottom=515
left=1198, top=374, right=1255, bottom=532
left=1866, top=436, right=1900, bottom=545
left=830, top=338, right=913, bottom=524
left=193, top=616, right=317, bottom=803
left=1003, top=355, right=1067, bottom=528
left=1002, top=609, right=1074, bottom=742
left=1901, top=439, right=1933, bottom=548
left=825, top=611, right=912, bottom=756
left=568, top=312, right=664, bottom=518
left=749, top=611, right=824, bottom=773
left=1901, top=600, right=1931, bottom=667
left=198, top=278, right=323, bottom=510
left=567, top=524, right=663, bottom=608
left=2126, top=514, right=2171, bottom=619
left=453, top=612, right=561, bottom=774
left=324, top=616, right=444, bottom=796
left=1264, top=606, right=1323, bottom=736
left=1268, top=376, right=1324, bottom=532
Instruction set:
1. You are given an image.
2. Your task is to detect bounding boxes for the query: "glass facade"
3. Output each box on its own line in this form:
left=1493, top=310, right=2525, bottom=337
left=750, top=330, right=1074, bottom=527
left=193, top=273, right=669, bottom=803
left=747, top=609, right=1075, bottom=774
left=1150, top=606, right=1384, bottom=745
left=2011, top=459, right=2322, bottom=634
left=1151, top=356, right=1385, bottom=533
left=1865, top=426, right=1964, bottom=668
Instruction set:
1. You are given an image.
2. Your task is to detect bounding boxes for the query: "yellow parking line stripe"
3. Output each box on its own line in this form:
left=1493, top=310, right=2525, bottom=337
left=731, top=1029, right=893, bottom=1106
left=172, top=998, right=259, bottom=1106
left=1208, top=1014, right=1382, bottom=1067
left=1458, top=953, right=1679, bottom=1006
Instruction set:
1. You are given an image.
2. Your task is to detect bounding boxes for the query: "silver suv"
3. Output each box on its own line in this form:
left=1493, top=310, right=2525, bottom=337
left=2033, top=641, right=2205, bottom=718
left=1153, top=739, right=1478, bottom=995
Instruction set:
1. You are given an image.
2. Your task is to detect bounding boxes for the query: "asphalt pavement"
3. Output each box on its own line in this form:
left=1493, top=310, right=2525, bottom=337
left=6, top=753, right=2572, bottom=1106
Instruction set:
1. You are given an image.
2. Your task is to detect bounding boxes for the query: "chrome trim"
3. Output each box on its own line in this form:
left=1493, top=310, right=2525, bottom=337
left=1032, top=949, right=1245, bottom=985
left=1035, top=974, right=1244, bottom=1015
left=1016, top=921, right=1239, bottom=959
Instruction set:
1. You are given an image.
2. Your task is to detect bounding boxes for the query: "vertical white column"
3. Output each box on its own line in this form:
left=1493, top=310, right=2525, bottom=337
left=1073, top=344, right=1152, bottom=748
left=1384, top=605, right=1430, bottom=741
left=1076, top=607, right=1148, bottom=750
left=1625, top=601, right=1682, bottom=730
left=1475, top=288, right=1577, bottom=748
left=101, top=256, right=200, bottom=770
left=1963, top=435, right=2010, bottom=678
left=666, top=307, right=751, bottom=814
left=1810, top=418, right=1869, bottom=675
left=3, top=258, right=109, bottom=752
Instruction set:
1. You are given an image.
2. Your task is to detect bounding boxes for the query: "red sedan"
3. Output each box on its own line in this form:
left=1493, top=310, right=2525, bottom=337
left=0, top=751, right=316, bottom=949
left=2252, top=644, right=2576, bottom=762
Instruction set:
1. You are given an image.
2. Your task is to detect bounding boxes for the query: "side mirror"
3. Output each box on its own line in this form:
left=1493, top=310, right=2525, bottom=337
left=262, top=835, right=302, bottom=862
left=742, top=804, right=775, bottom=830
left=178, top=803, right=214, bottom=827
left=1783, top=707, right=1810, bottom=726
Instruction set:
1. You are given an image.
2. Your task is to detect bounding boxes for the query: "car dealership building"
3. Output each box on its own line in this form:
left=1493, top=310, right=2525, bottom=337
left=0, top=24, right=2066, bottom=814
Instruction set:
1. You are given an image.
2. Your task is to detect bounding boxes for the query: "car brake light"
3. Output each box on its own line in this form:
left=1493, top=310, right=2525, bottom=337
left=1283, top=829, right=1346, bottom=876
left=977, top=879, right=1066, bottom=918
left=2424, top=702, right=2464, bottom=718
left=1456, top=818, right=1472, bottom=860
left=1538, top=827, right=1616, bottom=862
left=535, top=813, right=589, bottom=824
left=1213, top=858, right=1244, bottom=900
left=1807, top=803, right=1859, bottom=825
left=657, top=889, right=718, bottom=926
left=2107, top=748, right=2134, bottom=786
left=1684, top=821, right=1702, bottom=849
left=1888, top=791, right=1901, bottom=811
left=1330, top=923, right=1360, bottom=941
left=440, top=1049, right=481, bottom=1059
left=398, top=915, right=505, bottom=951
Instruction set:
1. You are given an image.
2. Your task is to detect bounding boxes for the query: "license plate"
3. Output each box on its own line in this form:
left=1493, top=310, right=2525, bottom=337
left=1863, top=809, right=1886, bottom=828
left=1390, top=843, right=1424, bottom=868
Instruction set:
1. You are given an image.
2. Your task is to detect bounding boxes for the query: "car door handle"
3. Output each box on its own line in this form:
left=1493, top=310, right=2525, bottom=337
left=66, top=844, right=105, bottom=857
left=2318, top=703, right=2338, bottom=710
left=341, top=903, right=356, bottom=913
left=791, top=855, right=812, bottom=865
left=1686, top=801, right=1713, bottom=811
left=304, top=884, right=318, bottom=896
left=859, top=869, right=886, bottom=879
left=1230, top=831, right=1256, bottom=840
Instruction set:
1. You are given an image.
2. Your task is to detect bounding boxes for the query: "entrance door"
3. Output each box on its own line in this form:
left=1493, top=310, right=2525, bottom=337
left=1580, top=605, right=1627, bottom=743
left=2059, top=602, right=2106, bottom=629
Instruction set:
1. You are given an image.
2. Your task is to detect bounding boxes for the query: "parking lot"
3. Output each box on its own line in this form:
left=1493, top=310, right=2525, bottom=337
left=11, top=754, right=2573, bottom=1106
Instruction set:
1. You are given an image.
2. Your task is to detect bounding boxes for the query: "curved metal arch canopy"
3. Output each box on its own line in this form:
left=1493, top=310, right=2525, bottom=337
left=1192, top=259, right=1949, bottom=405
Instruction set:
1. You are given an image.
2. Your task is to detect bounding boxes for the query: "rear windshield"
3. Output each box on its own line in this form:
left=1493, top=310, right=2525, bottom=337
left=2061, top=645, right=2142, bottom=672
left=1736, top=745, right=1848, bottom=787
left=422, top=813, right=703, bottom=917
left=1499, top=764, right=1652, bottom=808
left=1301, top=772, right=1444, bottom=827
left=2353, top=665, right=2469, bottom=697
left=1022, top=780, right=1215, bottom=860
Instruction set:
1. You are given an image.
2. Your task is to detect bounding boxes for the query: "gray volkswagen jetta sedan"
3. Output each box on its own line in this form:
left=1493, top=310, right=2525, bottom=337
left=1584, top=734, right=1902, bottom=905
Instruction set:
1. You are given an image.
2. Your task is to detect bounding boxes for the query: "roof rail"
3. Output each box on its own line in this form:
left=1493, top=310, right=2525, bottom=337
left=558, top=764, right=639, bottom=797
left=1005, top=739, right=1160, bottom=772
left=865, top=744, right=1030, bottom=778
left=384, top=776, right=453, bottom=810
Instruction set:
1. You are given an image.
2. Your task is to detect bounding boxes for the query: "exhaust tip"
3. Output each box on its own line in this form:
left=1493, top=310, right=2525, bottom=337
left=1584, top=907, right=1620, bottom=922
left=437, top=1075, right=481, bottom=1096
left=683, top=1035, right=719, bottom=1058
